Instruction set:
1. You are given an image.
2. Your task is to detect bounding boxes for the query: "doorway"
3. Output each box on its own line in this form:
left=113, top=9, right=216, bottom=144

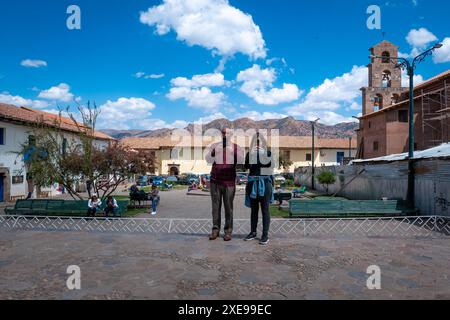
left=337, top=152, right=345, bottom=165
left=169, top=166, right=180, bottom=176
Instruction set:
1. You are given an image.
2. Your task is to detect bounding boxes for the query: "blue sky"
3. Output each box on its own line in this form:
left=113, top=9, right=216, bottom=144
left=0, top=0, right=449, bottom=129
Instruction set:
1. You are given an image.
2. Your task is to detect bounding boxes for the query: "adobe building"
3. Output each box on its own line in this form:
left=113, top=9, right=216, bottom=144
left=356, top=40, right=450, bottom=159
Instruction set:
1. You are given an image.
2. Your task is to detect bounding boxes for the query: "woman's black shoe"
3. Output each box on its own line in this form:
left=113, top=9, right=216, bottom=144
left=244, top=232, right=257, bottom=241
left=259, top=235, right=269, bottom=245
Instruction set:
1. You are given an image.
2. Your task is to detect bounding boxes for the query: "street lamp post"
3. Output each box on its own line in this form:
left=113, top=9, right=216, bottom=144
left=348, top=136, right=352, bottom=159
left=310, top=118, right=320, bottom=190
left=370, top=43, right=442, bottom=210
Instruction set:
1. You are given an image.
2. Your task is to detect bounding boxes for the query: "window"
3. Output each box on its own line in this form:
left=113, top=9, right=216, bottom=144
left=382, top=51, right=390, bottom=63
left=283, top=150, right=291, bottom=161
left=373, top=141, right=379, bottom=151
left=382, top=70, right=392, bottom=88
left=62, top=138, right=67, bottom=156
left=391, top=94, right=400, bottom=104
left=368, top=121, right=372, bottom=129
left=374, top=94, right=383, bottom=110
left=306, top=153, right=312, bottom=161
left=28, top=135, right=36, bottom=147
left=0, top=128, right=4, bottom=145
left=398, top=110, right=408, bottom=123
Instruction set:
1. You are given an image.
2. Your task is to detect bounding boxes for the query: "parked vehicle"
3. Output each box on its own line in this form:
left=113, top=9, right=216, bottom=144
left=137, top=175, right=149, bottom=187
left=236, top=174, right=248, bottom=185
left=166, top=176, right=179, bottom=183
left=274, top=174, right=286, bottom=183
left=282, top=173, right=295, bottom=180
left=151, top=176, right=165, bottom=186
left=178, top=174, right=198, bottom=185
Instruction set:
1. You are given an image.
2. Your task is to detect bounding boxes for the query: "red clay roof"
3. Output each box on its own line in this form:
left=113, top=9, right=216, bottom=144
left=121, top=136, right=357, bottom=150
left=0, top=103, right=113, bottom=140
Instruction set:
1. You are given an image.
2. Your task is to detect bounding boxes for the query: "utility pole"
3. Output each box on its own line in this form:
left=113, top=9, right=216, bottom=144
left=349, top=136, right=352, bottom=159
left=310, top=118, right=320, bottom=190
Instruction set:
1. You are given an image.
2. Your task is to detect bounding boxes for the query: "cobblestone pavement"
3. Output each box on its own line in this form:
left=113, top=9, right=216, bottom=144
left=0, top=229, right=449, bottom=300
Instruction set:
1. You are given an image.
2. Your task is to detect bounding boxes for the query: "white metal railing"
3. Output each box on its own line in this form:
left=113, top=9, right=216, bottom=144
left=1, top=215, right=449, bottom=238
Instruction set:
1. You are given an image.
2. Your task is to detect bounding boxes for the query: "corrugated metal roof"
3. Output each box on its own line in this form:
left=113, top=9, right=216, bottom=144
left=351, top=143, right=450, bottom=164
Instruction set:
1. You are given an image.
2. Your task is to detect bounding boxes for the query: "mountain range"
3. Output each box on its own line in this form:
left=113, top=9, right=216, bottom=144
left=101, top=117, right=359, bottom=139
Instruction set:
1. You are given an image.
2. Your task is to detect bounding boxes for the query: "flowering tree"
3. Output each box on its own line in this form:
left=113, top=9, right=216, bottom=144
left=19, top=102, right=155, bottom=200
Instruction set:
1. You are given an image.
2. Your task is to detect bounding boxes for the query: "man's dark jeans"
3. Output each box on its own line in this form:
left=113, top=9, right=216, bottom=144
left=247, top=180, right=272, bottom=237
left=210, top=182, right=235, bottom=235
left=104, top=206, right=119, bottom=217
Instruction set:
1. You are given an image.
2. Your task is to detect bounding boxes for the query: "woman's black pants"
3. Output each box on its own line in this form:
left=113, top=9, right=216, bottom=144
left=247, top=181, right=272, bottom=237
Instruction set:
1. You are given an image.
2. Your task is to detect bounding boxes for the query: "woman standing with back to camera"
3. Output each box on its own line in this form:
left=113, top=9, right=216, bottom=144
left=244, top=132, right=274, bottom=245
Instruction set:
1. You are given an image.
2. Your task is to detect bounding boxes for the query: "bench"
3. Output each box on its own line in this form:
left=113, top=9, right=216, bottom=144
left=274, top=192, right=292, bottom=205
left=288, top=199, right=407, bottom=218
left=5, top=199, right=129, bottom=217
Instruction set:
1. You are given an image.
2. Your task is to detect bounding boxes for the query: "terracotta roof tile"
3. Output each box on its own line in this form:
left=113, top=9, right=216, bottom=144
left=121, top=136, right=357, bottom=150
left=0, top=103, right=113, bottom=140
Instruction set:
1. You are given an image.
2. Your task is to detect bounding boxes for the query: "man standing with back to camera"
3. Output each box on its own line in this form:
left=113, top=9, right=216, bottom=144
left=206, top=127, right=244, bottom=241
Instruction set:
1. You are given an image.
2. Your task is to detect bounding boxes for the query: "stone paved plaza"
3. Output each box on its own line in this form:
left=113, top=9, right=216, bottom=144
left=1, top=228, right=449, bottom=300
left=1, top=188, right=450, bottom=300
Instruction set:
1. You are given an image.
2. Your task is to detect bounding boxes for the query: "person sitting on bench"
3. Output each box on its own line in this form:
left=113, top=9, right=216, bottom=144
left=87, top=195, right=102, bottom=217
left=104, top=196, right=119, bottom=217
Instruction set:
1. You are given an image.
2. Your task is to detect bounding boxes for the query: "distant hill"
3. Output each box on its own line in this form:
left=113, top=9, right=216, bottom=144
left=101, top=117, right=358, bottom=139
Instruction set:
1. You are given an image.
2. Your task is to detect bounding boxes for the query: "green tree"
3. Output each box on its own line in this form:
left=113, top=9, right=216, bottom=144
left=18, top=103, right=155, bottom=200
left=316, top=171, right=336, bottom=195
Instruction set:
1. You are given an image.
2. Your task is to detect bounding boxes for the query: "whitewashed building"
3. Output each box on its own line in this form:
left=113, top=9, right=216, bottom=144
left=0, top=103, right=113, bottom=203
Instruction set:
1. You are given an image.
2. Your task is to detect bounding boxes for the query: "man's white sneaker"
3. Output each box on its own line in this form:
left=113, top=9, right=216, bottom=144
left=151, top=211, right=157, bottom=215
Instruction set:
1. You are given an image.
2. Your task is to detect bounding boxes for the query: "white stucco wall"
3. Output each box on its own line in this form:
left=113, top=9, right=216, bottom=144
left=0, top=120, right=110, bottom=200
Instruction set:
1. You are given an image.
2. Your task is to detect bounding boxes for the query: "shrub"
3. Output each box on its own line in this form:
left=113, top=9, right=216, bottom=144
left=316, top=171, right=336, bottom=195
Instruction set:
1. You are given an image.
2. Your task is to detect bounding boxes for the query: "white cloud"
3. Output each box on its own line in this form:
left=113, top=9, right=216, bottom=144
left=401, top=69, right=425, bottom=87
left=167, top=73, right=227, bottom=112
left=401, top=28, right=449, bottom=64
left=38, top=83, right=75, bottom=102
left=285, top=64, right=425, bottom=125
left=168, top=86, right=225, bottom=111
left=236, top=64, right=301, bottom=105
left=135, top=72, right=165, bottom=79
left=433, top=37, right=450, bottom=63
left=194, top=112, right=227, bottom=124
left=240, top=111, right=287, bottom=121
left=140, top=0, right=267, bottom=60
left=98, top=97, right=156, bottom=129
left=20, top=59, right=48, bottom=68
left=285, top=66, right=368, bottom=124
left=135, top=118, right=188, bottom=130
left=146, top=73, right=165, bottom=79
left=303, top=111, right=357, bottom=125
left=0, top=93, right=49, bottom=109
left=135, top=72, right=146, bottom=78
left=406, top=28, right=437, bottom=49
left=171, top=73, right=226, bottom=88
